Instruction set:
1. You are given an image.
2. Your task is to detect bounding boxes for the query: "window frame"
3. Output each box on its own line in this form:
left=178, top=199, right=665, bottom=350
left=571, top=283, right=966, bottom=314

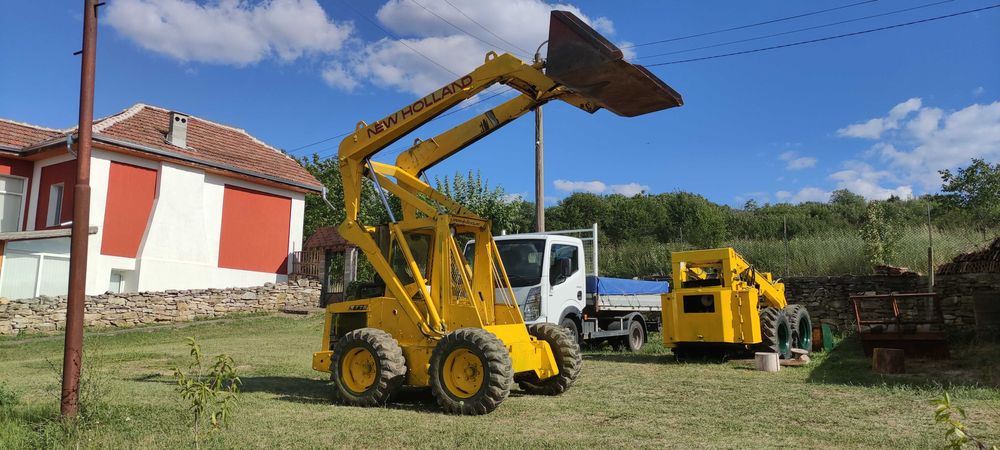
left=548, top=243, right=580, bottom=286
left=0, top=173, right=27, bottom=233
left=46, top=182, right=65, bottom=227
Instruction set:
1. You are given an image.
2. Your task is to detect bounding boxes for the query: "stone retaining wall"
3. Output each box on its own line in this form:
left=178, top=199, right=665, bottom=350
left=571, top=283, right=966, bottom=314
left=783, top=273, right=988, bottom=332
left=3, top=272, right=994, bottom=337
left=0, top=279, right=321, bottom=336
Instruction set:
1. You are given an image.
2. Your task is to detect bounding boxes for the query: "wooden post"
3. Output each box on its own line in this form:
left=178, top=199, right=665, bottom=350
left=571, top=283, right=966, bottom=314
left=754, top=352, right=780, bottom=372
left=872, top=348, right=905, bottom=374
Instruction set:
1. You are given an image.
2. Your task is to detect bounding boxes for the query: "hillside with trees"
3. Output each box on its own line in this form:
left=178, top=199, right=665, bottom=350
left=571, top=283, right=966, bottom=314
left=300, top=156, right=999, bottom=278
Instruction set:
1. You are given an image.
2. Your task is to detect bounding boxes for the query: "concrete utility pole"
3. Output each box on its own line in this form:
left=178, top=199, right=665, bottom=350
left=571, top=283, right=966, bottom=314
left=535, top=104, right=544, bottom=232
left=62, top=0, right=100, bottom=418
left=534, top=44, right=546, bottom=233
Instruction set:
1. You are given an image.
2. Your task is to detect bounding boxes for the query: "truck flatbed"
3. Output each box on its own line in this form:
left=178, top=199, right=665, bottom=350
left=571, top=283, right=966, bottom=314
left=586, top=276, right=668, bottom=312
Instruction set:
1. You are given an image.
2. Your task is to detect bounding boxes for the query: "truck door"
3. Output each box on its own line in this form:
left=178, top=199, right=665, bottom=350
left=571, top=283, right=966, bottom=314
left=547, top=242, right=585, bottom=323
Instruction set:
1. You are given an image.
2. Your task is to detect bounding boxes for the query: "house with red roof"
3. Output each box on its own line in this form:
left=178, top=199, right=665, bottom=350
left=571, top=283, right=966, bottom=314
left=0, top=104, right=323, bottom=299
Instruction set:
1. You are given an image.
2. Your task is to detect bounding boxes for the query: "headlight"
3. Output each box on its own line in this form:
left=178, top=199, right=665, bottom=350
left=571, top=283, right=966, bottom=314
left=522, top=287, right=541, bottom=321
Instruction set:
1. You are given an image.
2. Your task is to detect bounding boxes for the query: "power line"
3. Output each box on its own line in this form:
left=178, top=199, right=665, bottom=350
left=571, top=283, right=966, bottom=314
left=634, top=0, right=956, bottom=61
left=624, top=0, right=880, bottom=49
left=336, top=0, right=459, bottom=77
left=287, top=131, right=354, bottom=153
left=644, top=3, right=1000, bottom=67
left=410, top=0, right=528, bottom=58
left=441, top=0, right=533, bottom=56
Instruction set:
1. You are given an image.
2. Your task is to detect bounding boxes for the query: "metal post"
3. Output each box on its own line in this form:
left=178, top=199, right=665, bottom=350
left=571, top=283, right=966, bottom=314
left=592, top=222, right=599, bottom=277
left=927, top=204, right=934, bottom=291
left=61, top=0, right=99, bottom=418
left=534, top=47, right=545, bottom=233
left=783, top=216, right=789, bottom=278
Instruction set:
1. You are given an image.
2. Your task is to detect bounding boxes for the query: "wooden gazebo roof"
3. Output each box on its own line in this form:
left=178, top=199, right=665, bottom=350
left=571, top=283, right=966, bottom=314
left=304, top=226, right=355, bottom=252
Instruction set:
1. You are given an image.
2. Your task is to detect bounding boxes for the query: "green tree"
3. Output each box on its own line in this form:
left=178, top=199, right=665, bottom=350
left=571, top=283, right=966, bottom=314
left=859, top=201, right=901, bottom=267
left=939, top=158, right=1000, bottom=234
left=436, top=170, right=527, bottom=234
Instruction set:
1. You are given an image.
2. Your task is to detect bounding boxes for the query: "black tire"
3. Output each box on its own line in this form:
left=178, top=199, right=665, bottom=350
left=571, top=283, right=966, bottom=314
left=624, top=319, right=646, bottom=352
left=517, top=323, right=582, bottom=395
left=429, top=328, right=512, bottom=415
left=756, top=307, right=792, bottom=359
left=559, top=316, right=582, bottom=345
left=608, top=319, right=646, bottom=352
left=330, top=328, right=406, bottom=407
left=785, top=304, right=812, bottom=354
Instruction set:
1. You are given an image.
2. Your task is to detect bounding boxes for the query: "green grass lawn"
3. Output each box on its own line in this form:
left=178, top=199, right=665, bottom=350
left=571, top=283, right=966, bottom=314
left=1, top=314, right=997, bottom=449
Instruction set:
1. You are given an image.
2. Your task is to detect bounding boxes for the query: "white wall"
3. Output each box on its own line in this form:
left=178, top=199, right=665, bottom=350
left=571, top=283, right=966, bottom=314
left=83, top=153, right=307, bottom=294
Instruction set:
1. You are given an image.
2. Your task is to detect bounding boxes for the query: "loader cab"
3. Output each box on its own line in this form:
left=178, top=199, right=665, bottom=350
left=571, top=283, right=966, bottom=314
left=465, top=234, right=586, bottom=325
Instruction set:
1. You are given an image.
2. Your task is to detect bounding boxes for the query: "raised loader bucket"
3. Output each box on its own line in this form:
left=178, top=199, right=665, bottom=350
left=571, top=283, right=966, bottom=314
left=546, top=10, right=683, bottom=117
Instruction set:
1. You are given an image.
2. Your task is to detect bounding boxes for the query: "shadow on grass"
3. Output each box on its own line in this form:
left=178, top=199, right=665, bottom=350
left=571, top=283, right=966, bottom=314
left=582, top=352, right=674, bottom=365
left=238, top=376, right=487, bottom=414
left=807, top=335, right=999, bottom=390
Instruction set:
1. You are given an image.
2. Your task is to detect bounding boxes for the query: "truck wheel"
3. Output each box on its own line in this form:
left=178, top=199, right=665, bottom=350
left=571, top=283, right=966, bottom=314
left=429, top=328, right=512, bottom=415
left=559, top=316, right=581, bottom=345
left=756, top=307, right=792, bottom=359
left=785, top=304, right=812, bottom=353
left=608, top=319, right=646, bottom=352
left=517, top=323, right=582, bottom=395
left=331, top=328, right=406, bottom=407
left=625, top=319, right=646, bottom=352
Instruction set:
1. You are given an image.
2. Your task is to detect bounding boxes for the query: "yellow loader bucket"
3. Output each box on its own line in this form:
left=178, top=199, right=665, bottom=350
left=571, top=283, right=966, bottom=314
left=546, top=10, right=683, bottom=117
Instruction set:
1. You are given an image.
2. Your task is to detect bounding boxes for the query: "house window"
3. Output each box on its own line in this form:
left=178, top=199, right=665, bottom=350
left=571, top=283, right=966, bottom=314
left=109, top=271, right=124, bottom=293
left=47, top=183, right=64, bottom=227
left=0, top=175, right=26, bottom=232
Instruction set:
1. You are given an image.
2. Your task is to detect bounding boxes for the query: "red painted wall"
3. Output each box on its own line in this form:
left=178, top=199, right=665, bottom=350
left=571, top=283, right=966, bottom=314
left=101, top=162, right=158, bottom=258
left=217, top=185, right=291, bottom=274
left=0, top=157, right=33, bottom=230
left=34, top=160, right=76, bottom=230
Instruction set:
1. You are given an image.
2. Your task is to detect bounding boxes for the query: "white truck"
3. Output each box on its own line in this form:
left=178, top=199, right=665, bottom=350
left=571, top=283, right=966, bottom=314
left=468, top=224, right=668, bottom=351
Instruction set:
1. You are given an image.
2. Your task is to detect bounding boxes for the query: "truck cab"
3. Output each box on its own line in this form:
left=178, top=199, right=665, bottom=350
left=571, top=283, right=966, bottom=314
left=489, top=234, right=587, bottom=329
left=467, top=224, right=665, bottom=351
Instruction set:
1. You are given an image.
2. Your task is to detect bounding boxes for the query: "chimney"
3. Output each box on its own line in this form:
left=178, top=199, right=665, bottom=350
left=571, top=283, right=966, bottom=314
left=166, top=111, right=188, bottom=148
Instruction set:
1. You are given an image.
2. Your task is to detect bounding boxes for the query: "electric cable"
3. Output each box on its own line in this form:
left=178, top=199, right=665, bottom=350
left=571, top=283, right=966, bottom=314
left=409, top=0, right=529, bottom=59
left=633, top=0, right=956, bottom=61
left=644, top=3, right=1000, bottom=67
left=441, top=0, right=533, bottom=56
left=623, top=0, right=880, bottom=49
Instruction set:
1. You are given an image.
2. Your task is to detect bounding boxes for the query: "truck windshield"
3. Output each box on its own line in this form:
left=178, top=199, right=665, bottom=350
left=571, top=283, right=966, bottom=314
left=489, top=239, right=546, bottom=287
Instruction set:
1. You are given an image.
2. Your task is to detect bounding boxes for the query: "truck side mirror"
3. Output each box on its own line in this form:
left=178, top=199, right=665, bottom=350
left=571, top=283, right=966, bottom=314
left=553, top=257, right=573, bottom=284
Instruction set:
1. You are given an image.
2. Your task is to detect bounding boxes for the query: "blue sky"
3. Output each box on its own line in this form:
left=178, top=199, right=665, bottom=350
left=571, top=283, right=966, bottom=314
left=2, top=0, right=998, bottom=206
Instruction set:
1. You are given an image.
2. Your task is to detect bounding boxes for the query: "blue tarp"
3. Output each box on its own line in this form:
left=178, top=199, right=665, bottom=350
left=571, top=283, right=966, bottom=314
left=586, top=276, right=669, bottom=296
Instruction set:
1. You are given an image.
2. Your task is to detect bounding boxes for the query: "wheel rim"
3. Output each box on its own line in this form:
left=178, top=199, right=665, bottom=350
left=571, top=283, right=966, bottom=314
left=630, top=324, right=643, bottom=349
left=778, top=321, right=791, bottom=356
left=798, top=316, right=812, bottom=350
left=443, top=348, right=484, bottom=399
left=341, top=347, right=377, bottom=393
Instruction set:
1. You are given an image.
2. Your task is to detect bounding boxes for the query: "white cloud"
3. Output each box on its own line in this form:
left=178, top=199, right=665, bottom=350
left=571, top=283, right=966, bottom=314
left=829, top=161, right=913, bottom=200
left=345, top=0, right=619, bottom=95
left=607, top=182, right=648, bottom=196
left=553, top=179, right=648, bottom=196
left=837, top=97, right=921, bottom=139
left=554, top=179, right=606, bottom=194
left=973, top=86, right=985, bottom=97
left=837, top=99, right=1000, bottom=191
left=106, top=0, right=352, bottom=65
left=106, top=0, right=618, bottom=95
left=778, top=151, right=817, bottom=170
left=321, top=63, right=359, bottom=91
left=774, top=187, right=831, bottom=204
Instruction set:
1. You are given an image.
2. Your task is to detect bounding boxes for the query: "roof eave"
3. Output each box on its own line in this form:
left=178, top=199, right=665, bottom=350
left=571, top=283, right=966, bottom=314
left=93, top=134, right=323, bottom=193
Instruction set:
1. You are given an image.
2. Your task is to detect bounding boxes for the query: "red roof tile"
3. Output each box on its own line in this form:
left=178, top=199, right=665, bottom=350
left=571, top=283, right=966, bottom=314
left=0, top=119, right=62, bottom=149
left=1, top=104, right=322, bottom=191
left=304, top=226, right=354, bottom=251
